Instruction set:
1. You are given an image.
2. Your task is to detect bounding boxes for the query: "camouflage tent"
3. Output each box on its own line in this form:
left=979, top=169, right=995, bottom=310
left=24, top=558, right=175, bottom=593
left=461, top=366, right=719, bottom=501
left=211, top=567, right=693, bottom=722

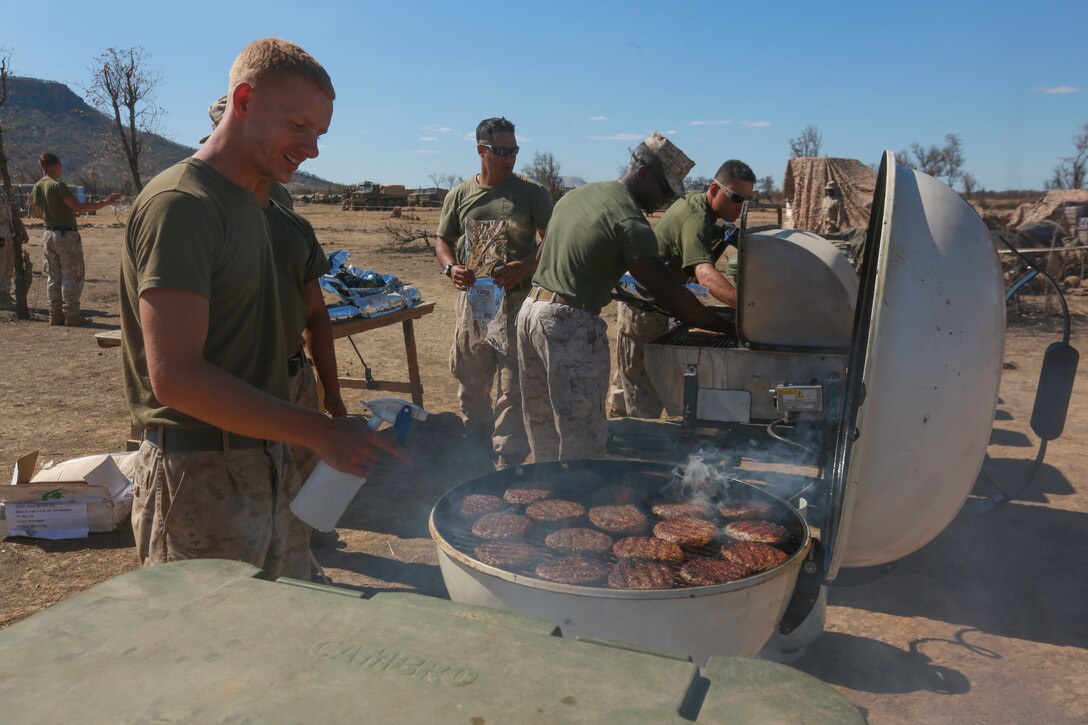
left=1006, top=189, right=1088, bottom=233
left=783, top=157, right=877, bottom=233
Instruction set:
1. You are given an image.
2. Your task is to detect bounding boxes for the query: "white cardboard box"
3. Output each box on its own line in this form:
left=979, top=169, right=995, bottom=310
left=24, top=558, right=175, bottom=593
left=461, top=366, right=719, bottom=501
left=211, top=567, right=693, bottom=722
left=1, top=452, right=133, bottom=540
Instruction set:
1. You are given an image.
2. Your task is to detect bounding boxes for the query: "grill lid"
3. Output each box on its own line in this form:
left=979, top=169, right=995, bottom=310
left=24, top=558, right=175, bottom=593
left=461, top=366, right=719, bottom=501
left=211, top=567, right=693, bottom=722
left=823, top=151, right=1005, bottom=579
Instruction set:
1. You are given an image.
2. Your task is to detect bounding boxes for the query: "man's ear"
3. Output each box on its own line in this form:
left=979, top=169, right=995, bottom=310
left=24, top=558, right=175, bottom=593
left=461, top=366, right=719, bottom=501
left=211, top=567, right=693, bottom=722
left=231, top=83, right=253, bottom=118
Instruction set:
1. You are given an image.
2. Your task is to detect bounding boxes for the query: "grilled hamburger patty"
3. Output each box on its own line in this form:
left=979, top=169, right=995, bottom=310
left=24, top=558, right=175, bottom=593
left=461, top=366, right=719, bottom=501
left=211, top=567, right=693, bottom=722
left=459, top=493, right=504, bottom=518
left=525, top=499, right=585, bottom=523
left=544, top=527, right=613, bottom=555
left=717, top=499, right=774, bottom=519
left=724, top=519, right=790, bottom=545
left=471, top=512, right=532, bottom=540
left=503, top=487, right=552, bottom=505
left=612, top=536, right=685, bottom=563
left=653, top=517, right=718, bottom=548
left=652, top=501, right=714, bottom=519
left=534, top=556, right=609, bottom=584
left=473, top=542, right=541, bottom=568
left=721, top=541, right=788, bottom=572
left=588, top=505, right=649, bottom=535
left=678, top=558, right=751, bottom=586
left=608, top=560, right=676, bottom=590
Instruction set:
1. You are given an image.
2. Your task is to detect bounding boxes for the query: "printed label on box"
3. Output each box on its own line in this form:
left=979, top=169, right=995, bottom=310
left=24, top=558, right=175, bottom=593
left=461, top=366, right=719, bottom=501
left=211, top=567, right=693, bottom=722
left=6, top=501, right=89, bottom=539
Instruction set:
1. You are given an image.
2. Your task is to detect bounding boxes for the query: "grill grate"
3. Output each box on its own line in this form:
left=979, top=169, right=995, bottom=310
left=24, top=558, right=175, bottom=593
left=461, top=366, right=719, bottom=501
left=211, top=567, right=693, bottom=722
left=433, top=462, right=803, bottom=591
left=655, top=326, right=739, bottom=349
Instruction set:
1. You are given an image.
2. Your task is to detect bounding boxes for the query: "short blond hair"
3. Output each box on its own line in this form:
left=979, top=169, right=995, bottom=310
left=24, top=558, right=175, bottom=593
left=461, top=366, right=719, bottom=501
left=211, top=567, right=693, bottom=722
left=229, top=38, right=335, bottom=100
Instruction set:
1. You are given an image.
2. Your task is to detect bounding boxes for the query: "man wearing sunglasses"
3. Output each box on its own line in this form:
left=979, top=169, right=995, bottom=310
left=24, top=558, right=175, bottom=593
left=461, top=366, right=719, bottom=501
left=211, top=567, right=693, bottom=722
left=610, top=160, right=755, bottom=419
left=517, top=132, right=732, bottom=461
left=435, top=117, right=553, bottom=470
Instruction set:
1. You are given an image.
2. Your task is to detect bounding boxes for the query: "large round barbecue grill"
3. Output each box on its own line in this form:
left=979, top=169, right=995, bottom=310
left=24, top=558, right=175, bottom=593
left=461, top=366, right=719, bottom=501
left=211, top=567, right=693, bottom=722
left=429, top=152, right=1034, bottom=663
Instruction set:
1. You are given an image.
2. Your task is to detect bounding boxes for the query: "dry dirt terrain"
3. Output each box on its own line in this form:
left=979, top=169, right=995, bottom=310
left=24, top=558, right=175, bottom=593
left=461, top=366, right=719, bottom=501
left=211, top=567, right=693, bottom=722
left=1, top=204, right=1085, bottom=723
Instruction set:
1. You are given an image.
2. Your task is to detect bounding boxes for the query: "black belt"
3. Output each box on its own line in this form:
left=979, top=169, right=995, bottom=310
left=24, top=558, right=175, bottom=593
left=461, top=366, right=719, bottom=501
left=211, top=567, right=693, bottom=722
left=528, top=286, right=601, bottom=315
left=45, top=226, right=77, bottom=233
left=287, top=348, right=306, bottom=376
left=144, top=426, right=267, bottom=452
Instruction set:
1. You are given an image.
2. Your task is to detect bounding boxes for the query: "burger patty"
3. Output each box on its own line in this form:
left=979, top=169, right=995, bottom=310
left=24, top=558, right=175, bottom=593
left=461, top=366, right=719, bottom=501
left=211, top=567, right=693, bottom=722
left=608, top=560, right=676, bottom=590
left=724, top=519, right=790, bottom=545
left=717, top=499, right=774, bottom=519
left=612, top=536, right=685, bottom=563
left=721, top=541, right=788, bottom=572
left=525, top=499, right=585, bottom=523
left=534, top=556, right=609, bottom=585
left=651, top=501, right=714, bottom=520
left=653, top=517, right=718, bottom=548
left=503, top=487, right=552, bottom=506
left=678, top=558, right=751, bottom=586
left=588, top=505, right=649, bottom=535
left=471, top=512, right=532, bottom=540
left=473, top=542, right=541, bottom=568
left=544, top=527, right=613, bottom=555
left=459, top=493, right=504, bottom=518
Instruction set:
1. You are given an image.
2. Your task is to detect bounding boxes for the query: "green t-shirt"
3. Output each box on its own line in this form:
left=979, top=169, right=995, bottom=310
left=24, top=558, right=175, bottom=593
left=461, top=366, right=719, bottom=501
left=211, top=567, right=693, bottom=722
left=31, top=177, right=77, bottom=228
left=532, top=181, right=659, bottom=310
left=269, top=181, right=294, bottom=210
left=265, top=200, right=331, bottom=353
left=120, top=158, right=288, bottom=429
left=437, top=173, right=552, bottom=266
left=653, top=191, right=721, bottom=283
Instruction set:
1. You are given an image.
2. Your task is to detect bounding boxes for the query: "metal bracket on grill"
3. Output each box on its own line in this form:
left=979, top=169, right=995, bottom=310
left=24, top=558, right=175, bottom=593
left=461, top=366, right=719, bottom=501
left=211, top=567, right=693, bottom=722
left=777, top=539, right=826, bottom=635
left=682, top=366, right=699, bottom=438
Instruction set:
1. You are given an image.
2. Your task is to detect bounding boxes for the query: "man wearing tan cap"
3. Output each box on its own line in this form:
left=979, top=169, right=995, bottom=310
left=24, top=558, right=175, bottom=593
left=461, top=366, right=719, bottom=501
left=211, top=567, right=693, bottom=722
left=822, top=180, right=846, bottom=234
left=609, top=159, right=756, bottom=419
left=516, top=132, right=730, bottom=461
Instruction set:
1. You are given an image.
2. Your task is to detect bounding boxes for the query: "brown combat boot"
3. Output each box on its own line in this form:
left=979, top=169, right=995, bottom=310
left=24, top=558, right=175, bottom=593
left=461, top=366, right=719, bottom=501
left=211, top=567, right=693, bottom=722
left=65, top=315, right=92, bottom=327
left=49, top=312, right=65, bottom=326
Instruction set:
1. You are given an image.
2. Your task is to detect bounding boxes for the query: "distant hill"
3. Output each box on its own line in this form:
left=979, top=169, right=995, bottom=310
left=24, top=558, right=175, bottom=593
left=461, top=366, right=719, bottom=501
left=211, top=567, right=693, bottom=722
left=561, top=176, right=587, bottom=188
left=1, top=76, right=343, bottom=194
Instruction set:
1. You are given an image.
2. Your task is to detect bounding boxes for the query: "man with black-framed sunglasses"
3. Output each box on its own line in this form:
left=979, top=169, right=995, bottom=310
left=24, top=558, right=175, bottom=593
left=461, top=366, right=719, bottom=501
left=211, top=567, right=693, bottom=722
left=609, top=159, right=755, bottom=419
left=435, top=117, right=553, bottom=470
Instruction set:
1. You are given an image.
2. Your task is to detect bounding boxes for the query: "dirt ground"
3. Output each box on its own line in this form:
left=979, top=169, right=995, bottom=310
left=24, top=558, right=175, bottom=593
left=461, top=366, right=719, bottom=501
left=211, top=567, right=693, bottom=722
left=1, top=204, right=1085, bottom=724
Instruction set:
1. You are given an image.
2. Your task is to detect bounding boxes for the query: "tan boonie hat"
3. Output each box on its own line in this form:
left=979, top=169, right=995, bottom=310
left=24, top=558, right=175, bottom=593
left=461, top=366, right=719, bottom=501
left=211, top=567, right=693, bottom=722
left=643, top=131, right=694, bottom=197
left=825, top=180, right=839, bottom=190
left=198, top=95, right=229, bottom=144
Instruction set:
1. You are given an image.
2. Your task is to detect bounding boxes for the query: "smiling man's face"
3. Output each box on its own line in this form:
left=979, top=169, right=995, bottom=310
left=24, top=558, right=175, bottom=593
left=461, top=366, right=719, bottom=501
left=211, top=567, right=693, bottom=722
left=242, top=73, right=333, bottom=184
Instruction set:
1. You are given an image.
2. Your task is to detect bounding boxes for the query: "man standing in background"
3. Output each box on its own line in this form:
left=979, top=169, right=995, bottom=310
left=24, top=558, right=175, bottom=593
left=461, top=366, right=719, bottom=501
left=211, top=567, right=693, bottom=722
left=822, top=180, right=846, bottom=234
left=609, top=159, right=755, bottom=418
left=435, top=117, right=552, bottom=469
left=30, top=152, right=120, bottom=325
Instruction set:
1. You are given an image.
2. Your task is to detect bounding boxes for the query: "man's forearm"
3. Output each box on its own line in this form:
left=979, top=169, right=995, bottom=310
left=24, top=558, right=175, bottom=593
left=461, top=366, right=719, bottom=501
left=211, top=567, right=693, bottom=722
left=435, top=236, right=458, bottom=267
left=693, top=264, right=738, bottom=308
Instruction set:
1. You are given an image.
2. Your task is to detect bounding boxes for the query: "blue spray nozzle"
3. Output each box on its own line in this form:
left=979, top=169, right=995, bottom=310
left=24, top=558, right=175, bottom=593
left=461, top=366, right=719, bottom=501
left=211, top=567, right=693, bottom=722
left=393, top=404, right=414, bottom=445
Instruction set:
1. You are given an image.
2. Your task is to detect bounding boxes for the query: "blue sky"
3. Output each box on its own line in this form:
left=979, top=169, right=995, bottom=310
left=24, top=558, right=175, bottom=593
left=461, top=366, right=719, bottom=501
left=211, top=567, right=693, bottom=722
left=3, top=0, right=1085, bottom=190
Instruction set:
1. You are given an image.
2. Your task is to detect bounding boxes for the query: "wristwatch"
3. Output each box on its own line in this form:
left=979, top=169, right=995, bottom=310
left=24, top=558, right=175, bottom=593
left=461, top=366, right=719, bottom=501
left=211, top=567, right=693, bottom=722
left=443, top=263, right=455, bottom=277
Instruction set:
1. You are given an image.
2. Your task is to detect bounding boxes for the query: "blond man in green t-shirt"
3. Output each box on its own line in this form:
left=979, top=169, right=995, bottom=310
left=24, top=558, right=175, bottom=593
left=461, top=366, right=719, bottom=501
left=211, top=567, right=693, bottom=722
left=435, top=117, right=552, bottom=469
left=29, top=152, right=120, bottom=325
left=120, top=39, right=404, bottom=580
left=609, top=159, right=755, bottom=419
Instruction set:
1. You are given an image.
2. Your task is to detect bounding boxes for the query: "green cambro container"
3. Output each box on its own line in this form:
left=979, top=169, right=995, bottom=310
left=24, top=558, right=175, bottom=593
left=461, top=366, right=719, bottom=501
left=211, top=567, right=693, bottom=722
left=0, top=560, right=862, bottom=723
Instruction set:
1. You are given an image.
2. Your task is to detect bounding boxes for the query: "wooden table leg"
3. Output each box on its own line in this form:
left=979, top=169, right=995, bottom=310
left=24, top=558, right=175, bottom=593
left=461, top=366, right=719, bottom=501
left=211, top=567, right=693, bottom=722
left=402, top=318, right=424, bottom=407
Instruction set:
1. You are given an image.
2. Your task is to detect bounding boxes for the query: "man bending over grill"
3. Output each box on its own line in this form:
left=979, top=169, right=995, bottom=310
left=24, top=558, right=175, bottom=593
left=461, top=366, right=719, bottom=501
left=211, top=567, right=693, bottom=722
left=609, top=159, right=755, bottom=419
left=516, top=132, right=731, bottom=461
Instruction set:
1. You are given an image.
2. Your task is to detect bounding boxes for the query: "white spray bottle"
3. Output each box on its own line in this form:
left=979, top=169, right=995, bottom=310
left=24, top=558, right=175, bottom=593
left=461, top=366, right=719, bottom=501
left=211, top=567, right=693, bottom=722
left=289, top=398, right=427, bottom=531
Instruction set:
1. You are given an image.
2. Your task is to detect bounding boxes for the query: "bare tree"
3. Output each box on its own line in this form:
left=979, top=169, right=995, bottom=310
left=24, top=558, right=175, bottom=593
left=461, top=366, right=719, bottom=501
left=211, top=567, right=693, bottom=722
left=961, top=172, right=977, bottom=196
left=83, top=46, right=163, bottom=192
left=788, top=125, right=823, bottom=158
left=429, top=171, right=464, bottom=191
left=0, top=51, right=31, bottom=318
left=520, top=151, right=563, bottom=203
left=1045, top=122, right=1088, bottom=190
left=902, top=133, right=965, bottom=188
left=757, top=175, right=776, bottom=199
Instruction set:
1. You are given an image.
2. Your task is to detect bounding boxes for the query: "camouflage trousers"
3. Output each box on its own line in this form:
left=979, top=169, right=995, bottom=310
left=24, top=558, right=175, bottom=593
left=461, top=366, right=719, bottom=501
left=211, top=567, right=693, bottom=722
left=450, top=287, right=529, bottom=465
left=0, top=234, right=13, bottom=298
left=288, top=358, right=321, bottom=485
left=128, top=439, right=310, bottom=580
left=43, top=229, right=85, bottom=321
left=515, top=295, right=610, bottom=462
left=607, top=301, right=670, bottom=419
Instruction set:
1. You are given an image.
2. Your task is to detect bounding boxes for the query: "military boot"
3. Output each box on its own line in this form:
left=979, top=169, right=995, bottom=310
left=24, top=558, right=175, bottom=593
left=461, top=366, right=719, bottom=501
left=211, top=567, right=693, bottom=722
left=49, top=308, right=65, bottom=326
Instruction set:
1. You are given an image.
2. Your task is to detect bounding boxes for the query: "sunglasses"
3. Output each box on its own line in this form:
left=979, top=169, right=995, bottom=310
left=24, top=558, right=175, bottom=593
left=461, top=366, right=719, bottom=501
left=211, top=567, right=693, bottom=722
left=713, top=180, right=752, bottom=205
left=481, top=143, right=519, bottom=157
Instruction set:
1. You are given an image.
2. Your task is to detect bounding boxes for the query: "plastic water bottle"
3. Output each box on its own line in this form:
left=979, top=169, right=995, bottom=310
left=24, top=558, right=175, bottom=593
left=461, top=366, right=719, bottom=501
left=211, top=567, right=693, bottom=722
left=289, top=404, right=414, bottom=531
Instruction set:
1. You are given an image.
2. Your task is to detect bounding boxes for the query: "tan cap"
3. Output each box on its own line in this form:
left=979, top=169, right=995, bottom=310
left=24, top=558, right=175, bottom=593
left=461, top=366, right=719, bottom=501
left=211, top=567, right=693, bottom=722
left=825, top=180, right=839, bottom=190
left=198, top=95, right=229, bottom=144
left=643, top=131, right=694, bottom=197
